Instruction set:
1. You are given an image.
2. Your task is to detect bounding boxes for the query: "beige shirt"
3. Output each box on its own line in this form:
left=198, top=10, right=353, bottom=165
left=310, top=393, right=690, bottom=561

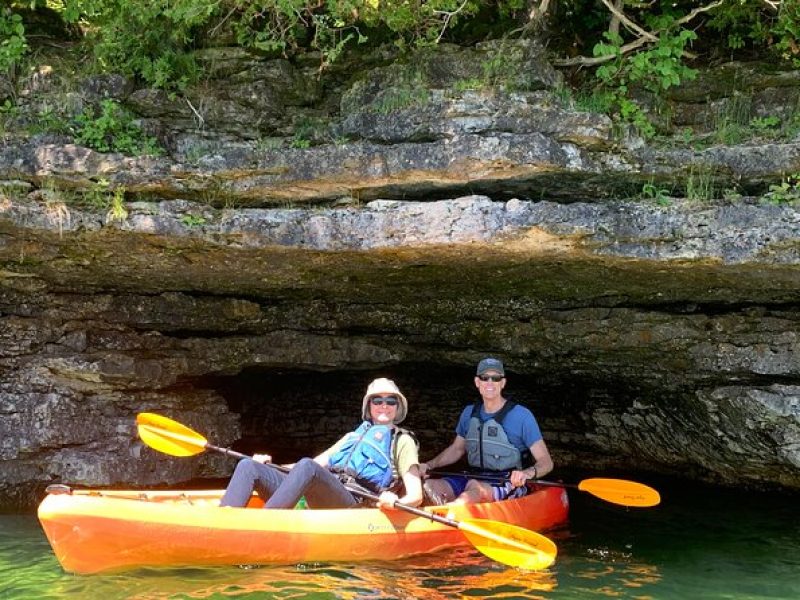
left=393, top=432, right=420, bottom=479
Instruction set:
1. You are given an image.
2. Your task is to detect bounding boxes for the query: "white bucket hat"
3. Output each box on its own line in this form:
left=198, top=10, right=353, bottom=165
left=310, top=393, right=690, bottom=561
left=362, top=377, right=408, bottom=424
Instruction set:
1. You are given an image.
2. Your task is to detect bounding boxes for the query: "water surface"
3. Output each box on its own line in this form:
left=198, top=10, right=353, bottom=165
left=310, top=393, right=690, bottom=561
left=2, top=479, right=798, bottom=599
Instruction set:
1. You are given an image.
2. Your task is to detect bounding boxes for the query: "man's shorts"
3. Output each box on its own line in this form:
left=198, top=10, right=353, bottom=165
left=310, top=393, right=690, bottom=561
left=441, top=474, right=529, bottom=501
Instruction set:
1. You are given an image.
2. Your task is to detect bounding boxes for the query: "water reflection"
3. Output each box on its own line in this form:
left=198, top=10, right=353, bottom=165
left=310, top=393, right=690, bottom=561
left=8, top=542, right=563, bottom=600
left=20, top=546, right=661, bottom=600
left=3, top=515, right=662, bottom=600
left=6, top=480, right=800, bottom=600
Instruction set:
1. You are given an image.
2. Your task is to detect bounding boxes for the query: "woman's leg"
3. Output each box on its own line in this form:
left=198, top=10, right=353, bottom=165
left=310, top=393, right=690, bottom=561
left=219, top=458, right=285, bottom=507
left=265, top=458, right=358, bottom=509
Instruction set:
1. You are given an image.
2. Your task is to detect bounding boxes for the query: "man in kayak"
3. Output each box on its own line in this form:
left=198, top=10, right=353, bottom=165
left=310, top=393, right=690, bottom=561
left=418, top=357, right=553, bottom=505
left=219, top=377, right=424, bottom=510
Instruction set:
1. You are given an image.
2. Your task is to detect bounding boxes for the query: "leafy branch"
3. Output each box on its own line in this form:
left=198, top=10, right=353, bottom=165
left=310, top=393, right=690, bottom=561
left=552, top=0, right=724, bottom=68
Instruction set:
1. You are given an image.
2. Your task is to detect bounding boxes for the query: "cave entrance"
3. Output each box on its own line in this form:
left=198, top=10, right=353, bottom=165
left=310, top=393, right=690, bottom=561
left=196, top=364, right=585, bottom=467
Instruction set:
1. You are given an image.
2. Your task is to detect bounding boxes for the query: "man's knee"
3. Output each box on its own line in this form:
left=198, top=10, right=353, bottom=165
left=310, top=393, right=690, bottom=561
left=423, top=479, right=456, bottom=505
left=457, top=480, right=493, bottom=504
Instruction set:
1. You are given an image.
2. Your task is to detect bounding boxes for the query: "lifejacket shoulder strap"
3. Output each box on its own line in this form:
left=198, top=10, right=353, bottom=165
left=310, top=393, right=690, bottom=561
left=493, top=400, right=517, bottom=424
left=469, top=401, right=482, bottom=419
left=470, top=400, right=517, bottom=423
left=393, top=426, right=418, bottom=449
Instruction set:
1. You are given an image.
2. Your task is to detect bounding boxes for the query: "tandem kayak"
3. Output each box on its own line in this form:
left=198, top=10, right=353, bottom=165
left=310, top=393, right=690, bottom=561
left=38, top=485, right=569, bottom=574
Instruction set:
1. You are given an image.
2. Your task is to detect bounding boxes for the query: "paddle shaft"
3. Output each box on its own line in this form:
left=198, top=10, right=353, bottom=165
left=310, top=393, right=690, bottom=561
left=429, top=469, right=660, bottom=507
left=143, top=427, right=459, bottom=525
left=206, top=446, right=545, bottom=553
left=204, top=442, right=468, bottom=528
left=430, top=469, right=576, bottom=490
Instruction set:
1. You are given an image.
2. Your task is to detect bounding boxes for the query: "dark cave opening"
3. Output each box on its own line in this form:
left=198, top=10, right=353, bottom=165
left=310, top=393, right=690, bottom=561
left=194, top=363, right=618, bottom=474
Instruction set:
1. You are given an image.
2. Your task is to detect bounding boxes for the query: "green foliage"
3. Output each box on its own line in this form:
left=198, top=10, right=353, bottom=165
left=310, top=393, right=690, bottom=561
left=0, top=9, right=28, bottom=76
left=0, top=99, right=20, bottom=135
left=685, top=166, right=715, bottom=202
left=774, top=2, right=800, bottom=65
left=181, top=214, right=207, bottom=227
left=51, top=0, right=492, bottom=89
left=592, top=14, right=697, bottom=138
left=27, top=106, right=71, bottom=136
left=764, top=173, right=800, bottom=204
left=82, top=177, right=112, bottom=210
left=723, top=188, right=743, bottom=202
left=72, top=99, right=162, bottom=155
left=641, top=181, right=671, bottom=205
left=705, top=0, right=798, bottom=62
left=705, top=0, right=774, bottom=51
left=5, top=0, right=800, bottom=131
left=372, top=70, right=430, bottom=114
left=453, top=78, right=484, bottom=92
left=63, top=0, right=203, bottom=92
left=106, top=187, right=128, bottom=223
left=290, top=115, right=331, bottom=147
left=290, top=135, right=311, bottom=149
left=750, top=115, right=781, bottom=132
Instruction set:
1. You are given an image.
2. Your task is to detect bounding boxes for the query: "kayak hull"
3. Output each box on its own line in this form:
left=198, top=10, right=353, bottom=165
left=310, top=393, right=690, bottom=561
left=38, top=486, right=569, bottom=574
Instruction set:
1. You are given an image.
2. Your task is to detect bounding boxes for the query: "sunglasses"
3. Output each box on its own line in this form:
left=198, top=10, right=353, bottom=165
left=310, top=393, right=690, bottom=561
left=478, top=375, right=504, bottom=382
left=370, top=396, right=399, bottom=406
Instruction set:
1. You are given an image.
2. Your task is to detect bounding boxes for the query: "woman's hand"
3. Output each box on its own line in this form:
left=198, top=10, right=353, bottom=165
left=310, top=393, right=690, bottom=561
left=376, top=491, right=399, bottom=509
left=252, top=453, right=272, bottom=464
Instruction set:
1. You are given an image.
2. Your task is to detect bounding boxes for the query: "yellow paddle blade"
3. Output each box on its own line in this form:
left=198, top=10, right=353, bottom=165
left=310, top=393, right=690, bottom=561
left=458, top=518, right=557, bottom=571
left=578, top=478, right=661, bottom=507
left=136, top=412, right=208, bottom=457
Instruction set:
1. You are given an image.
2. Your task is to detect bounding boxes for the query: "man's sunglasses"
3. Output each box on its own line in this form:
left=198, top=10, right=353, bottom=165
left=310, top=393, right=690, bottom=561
left=478, top=375, right=504, bottom=382
left=370, top=396, right=399, bottom=406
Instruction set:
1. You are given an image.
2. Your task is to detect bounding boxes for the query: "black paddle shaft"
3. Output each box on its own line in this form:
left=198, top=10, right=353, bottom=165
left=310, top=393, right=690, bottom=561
left=430, top=469, right=578, bottom=490
left=206, top=443, right=461, bottom=527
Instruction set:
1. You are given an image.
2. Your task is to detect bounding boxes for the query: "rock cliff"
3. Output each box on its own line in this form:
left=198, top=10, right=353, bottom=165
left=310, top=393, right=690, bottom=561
left=1, top=41, right=799, bottom=510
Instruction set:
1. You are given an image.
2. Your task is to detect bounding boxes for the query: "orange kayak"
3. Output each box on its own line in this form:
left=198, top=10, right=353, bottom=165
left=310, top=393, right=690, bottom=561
left=38, top=485, right=569, bottom=574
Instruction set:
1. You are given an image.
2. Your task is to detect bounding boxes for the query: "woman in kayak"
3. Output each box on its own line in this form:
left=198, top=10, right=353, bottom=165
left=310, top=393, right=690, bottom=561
left=219, top=377, right=423, bottom=510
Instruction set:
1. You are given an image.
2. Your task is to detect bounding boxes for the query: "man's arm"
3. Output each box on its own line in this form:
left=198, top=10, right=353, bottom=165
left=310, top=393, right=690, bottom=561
left=419, top=435, right=467, bottom=476
left=508, top=439, right=553, bottom=488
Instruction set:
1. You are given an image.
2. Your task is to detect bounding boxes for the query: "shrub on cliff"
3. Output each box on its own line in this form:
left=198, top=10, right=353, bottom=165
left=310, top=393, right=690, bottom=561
left=2, top=1, right=798, bottom=136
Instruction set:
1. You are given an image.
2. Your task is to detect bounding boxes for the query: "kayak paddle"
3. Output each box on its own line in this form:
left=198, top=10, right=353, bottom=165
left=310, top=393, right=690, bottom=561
left=136, top=412, right=557, bottom=570
left=430, top=470, right=660, bottom=508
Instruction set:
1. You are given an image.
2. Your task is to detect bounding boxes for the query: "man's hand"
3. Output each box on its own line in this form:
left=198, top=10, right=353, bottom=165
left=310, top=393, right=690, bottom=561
left=508, top=469, right=530, bottom=488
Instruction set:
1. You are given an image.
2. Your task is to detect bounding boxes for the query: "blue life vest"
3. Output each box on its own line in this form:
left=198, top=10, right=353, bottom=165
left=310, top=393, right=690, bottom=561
left=465, top=401, right=532, bottom=471
left=327, top=422, right=398, bottom=492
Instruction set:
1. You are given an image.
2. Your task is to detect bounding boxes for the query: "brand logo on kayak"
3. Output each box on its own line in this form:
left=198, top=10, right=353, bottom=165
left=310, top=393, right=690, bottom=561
left=367, top=522, right=395, bottom=532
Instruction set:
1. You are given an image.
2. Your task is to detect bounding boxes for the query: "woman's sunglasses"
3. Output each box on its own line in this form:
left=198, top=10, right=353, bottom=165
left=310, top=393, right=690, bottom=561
left=478, top=375, right=504, bottom=382
left=370, top=396, right=399, bottom=406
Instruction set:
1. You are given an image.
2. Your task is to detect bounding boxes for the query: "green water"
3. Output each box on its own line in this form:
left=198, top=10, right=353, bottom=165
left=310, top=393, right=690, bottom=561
left=2, top=480, right=798, bottom=599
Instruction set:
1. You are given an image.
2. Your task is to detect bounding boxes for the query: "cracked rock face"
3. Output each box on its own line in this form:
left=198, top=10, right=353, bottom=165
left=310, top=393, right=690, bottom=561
left=2, top=43, right=800, bottom=510
left=1, top=195, right=799, bottom=510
